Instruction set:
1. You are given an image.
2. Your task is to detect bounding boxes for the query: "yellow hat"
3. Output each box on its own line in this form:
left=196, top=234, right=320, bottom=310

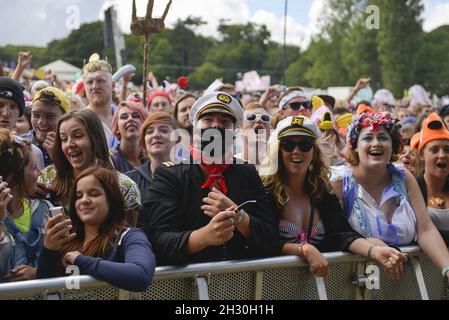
left=33, top=86, right=71, bottom=113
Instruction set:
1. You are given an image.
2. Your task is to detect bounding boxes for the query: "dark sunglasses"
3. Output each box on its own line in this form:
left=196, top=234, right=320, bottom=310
left=288, top=102, right=312, bottom=111
left=39, top=91, right=61, bottom=105
left=245, top=114, right=272, bottom=123
left=280, top=139, right=314, bottom=153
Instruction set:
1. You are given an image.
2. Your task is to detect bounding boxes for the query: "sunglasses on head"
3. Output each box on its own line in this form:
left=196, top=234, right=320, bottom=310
left=287, top=102, right=312, bottom=111
left=245, top=114, right=272, bottom=123
left=280, top=139, right=314, bottom=152
left=39, top=91, right=61, bottom=105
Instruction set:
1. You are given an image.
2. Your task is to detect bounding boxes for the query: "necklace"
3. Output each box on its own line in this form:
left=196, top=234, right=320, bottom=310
left=429, top=196, right=446, bottom=210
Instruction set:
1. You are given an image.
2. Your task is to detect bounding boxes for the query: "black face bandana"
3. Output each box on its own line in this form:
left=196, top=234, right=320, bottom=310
left=197, top=128, right=235, bottom=158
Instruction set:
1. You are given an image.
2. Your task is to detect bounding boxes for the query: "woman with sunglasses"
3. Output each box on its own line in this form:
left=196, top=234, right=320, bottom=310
left=333, top=111, right=449, bottom=281
left=260, top=116, right=406, bottom=278
left=277, top=87, right=312, bottom=118
left=237, top=103, right=272, bottom=166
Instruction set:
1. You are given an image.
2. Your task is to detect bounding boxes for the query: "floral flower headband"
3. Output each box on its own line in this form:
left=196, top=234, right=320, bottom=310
left=347, top=111, right=401, bottom=148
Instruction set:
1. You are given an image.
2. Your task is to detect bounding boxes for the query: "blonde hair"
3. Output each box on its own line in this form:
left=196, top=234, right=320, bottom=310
left=260, top=138, right=333, bottom=208
left=244, top=102, right=268, bottom=112
left=83, top=58, right=112, bottom=76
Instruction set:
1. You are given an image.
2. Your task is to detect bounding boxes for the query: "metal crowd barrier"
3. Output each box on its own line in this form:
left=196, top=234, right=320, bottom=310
left=0, top=246, right=447, bottom=300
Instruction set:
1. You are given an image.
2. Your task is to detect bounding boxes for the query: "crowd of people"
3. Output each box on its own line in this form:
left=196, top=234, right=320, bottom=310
left=1, top=50, right=449, bottom=293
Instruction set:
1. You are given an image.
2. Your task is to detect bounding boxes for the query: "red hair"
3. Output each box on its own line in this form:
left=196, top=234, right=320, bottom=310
left=139, top=112, right=178, bottom=151
left=112, top=101, right=148, bottom=139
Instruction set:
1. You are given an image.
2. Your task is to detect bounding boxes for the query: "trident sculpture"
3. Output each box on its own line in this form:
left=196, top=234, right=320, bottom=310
left=131, top=0, right=172, bottom=105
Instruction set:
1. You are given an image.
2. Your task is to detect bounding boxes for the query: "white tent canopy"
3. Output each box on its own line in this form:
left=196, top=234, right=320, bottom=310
left=39, top=59, right=81, bottom=82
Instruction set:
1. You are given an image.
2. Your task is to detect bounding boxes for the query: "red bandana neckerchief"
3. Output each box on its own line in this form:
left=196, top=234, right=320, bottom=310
left=189, top=145, right=230, bottom=195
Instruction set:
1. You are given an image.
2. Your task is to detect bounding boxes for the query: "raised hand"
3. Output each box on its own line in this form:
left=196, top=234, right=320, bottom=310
left=18, top=52, right=32, bottom=69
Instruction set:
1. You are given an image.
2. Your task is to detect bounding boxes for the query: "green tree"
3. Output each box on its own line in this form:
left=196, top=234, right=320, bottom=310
left=415, top=25, right=449, bottom=96
left=264, top=44, right=300, bottom=84
left=205, top=22, right=271, bottom=82
left=341, top=20, right=382, bottom=88
left=373, top=0, right=424, bottom=97
left=188, top=62, right=223, bottom=89
left=0, top=45, right=48, bottom=68
left=285, top=51, right=312, bottom=87
left=168, top=17, right=214, bottom=76
left=47, top=21, right=106, bottom=67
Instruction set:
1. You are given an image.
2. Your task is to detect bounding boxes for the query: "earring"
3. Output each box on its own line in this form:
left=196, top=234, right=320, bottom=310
left=309, top=164, right=314, bottom=173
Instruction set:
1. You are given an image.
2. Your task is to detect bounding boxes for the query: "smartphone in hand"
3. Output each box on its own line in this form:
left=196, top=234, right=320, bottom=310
left=50, top=206, right=70, bottom=237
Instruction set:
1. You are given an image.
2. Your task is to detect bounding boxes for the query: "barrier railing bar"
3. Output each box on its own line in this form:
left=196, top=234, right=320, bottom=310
left=410, top=256, right=429, bottom=300
left=254, top=271, right=263, bottom=300
left=314, top=276, right=328, bottom=300
left=195, top=277, right=209, bottom=300
left=0, top=246, right=434, bottom=300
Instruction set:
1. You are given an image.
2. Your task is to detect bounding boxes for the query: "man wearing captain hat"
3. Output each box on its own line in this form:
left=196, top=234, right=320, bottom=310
left=143, top=91, right=279, bottom=266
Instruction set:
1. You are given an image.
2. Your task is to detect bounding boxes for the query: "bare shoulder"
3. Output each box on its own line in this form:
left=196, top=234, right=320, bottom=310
left=332, top=178, right=344, bottom=200
left=403, top=167, right=418, bottom=190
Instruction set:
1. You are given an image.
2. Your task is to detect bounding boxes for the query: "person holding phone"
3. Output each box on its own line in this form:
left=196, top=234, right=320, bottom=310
left=259, top=116, right=407, bottom=278
left=38, top=109, right=141, bottom=226
left=143, top=92, right=280, bottom=266
left=0, top=128, right=53, bottom=282
left=37, top=166, right=156, bottom=292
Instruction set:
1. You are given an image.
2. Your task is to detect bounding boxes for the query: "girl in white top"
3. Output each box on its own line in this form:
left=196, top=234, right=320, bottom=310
left=333, top=110, right=449, bottom=281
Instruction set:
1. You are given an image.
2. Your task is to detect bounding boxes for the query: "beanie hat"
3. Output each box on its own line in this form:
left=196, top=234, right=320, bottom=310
left=0, top=77, right=25, bottom=116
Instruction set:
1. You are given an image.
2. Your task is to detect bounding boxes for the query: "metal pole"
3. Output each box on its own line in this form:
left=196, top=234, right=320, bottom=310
left=143, top=34, right=149, bottom=108
left=282, top=0, right=288, bottom=84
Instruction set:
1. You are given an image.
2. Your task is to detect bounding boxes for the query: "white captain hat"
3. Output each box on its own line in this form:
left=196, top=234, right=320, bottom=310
left=189, top=91, right=244, bottom=127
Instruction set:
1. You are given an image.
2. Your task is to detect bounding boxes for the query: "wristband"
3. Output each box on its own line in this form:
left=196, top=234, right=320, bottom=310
left=297, top=243, right=305, bottom=257
left=0, top=218, right=5, bottom=225
left=368, top=245, right=377, bottom=259
left=301, top=243, right=309, bottom=257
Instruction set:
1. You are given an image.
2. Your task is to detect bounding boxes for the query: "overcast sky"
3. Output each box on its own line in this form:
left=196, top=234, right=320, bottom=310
left=1, top=0, right=448, bottom=50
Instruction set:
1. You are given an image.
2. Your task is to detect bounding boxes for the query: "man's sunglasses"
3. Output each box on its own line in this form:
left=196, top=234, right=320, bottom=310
left=280, top=139, right=314, bottom=153
left=245, top=114, right=272, bottom=123
left=287, top=102, right=312, bottom=111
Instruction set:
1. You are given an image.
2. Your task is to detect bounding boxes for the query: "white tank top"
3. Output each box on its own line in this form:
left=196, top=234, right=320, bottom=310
left=344, top=164, right=417, bottom=246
